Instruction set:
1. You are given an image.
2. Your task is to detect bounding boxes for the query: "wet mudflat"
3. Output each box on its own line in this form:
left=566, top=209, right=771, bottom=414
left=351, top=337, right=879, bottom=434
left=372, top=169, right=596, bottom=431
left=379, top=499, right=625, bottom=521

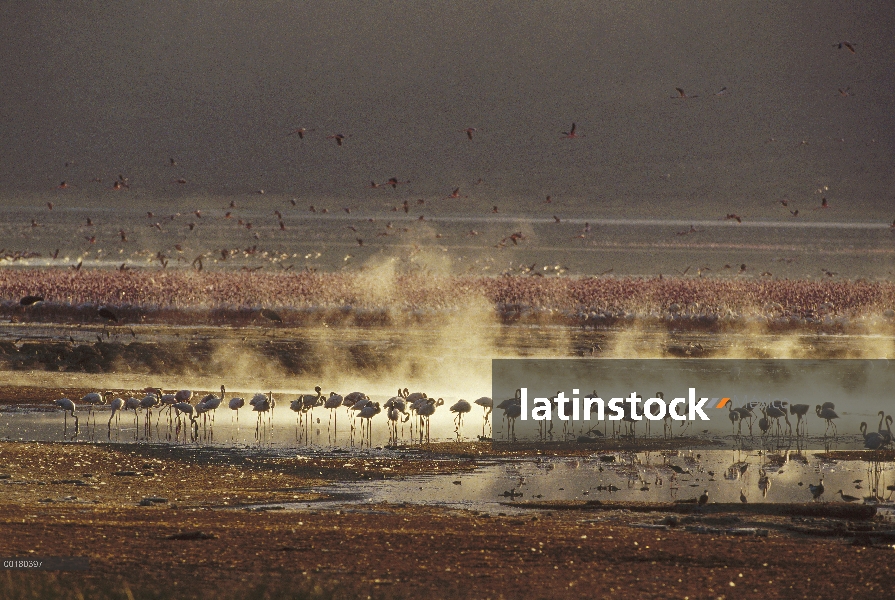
left=3, top=440, right=895, bottom=600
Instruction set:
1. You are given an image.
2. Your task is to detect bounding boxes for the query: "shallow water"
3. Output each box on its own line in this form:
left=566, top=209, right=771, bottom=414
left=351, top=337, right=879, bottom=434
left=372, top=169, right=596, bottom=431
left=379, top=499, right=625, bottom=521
left=265, top=449, right=895, bottom=513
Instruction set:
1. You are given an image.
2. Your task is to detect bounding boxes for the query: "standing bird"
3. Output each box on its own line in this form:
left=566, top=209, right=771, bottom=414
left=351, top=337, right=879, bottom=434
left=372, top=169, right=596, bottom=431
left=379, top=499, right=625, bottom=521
left=54, top=398, right=79, bottom=433
left=229, top=394, right=245, bottom=425
left=324, top=392, right=344, bottom=442
left=877, top=412, right=892, bottom=446
left=816, top=404, right=839, bottom=437
left=139, top=390, right=160, bottom=438
left=357, top=401, right=381, bottom=446
left=125, top=396, right=142, bottom=436
left=789, top=403, right=810, bottom=436
left=172, top=402, right=198, bottom=439
left=416, top=398, right=444, bottom=444
left=107, top=396, right=125, bottom=433
left=698, top=490, right=709, bottom=505
left=474, top=397, right=493, bottom=438
left=80, top=391, right=111, bottom=430
left=196, top=385, right=225, bottom=439
left=809, top=477, right=825, bottom=501
left=450, top=399, right=472, bottom=440
left=251, top=392, right=275, bottom=440
left=740, top=489, right=747, bottom=503
left=837, top=489, right=860, bottom=502
left=860, top=422, right=886, bottom=450
left=727, top=402, right=740, bottom=435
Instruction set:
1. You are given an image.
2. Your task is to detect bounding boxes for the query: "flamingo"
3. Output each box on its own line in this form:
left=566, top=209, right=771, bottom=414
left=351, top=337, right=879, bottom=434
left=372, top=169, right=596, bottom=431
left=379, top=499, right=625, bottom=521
left=789, top=404, right=810, bottom=436
left=877, top=412, right=892, bottom=446
left=416, top=398, right=444, bottom=444
left=196, top=385, right=224, bottom=438
left=54, top=398, right=79, bottom=433
left=156, top=389, right=178, bottom=430
left=727, top=401, right=740, bottom=435
left=561, top=122, right=580, bottom=138
left=299, top=386, right=324, bottom=441
left=124, top=396, right=142, bottom=436
left=765, top=401, right=791, bottom=437
left=80, top=391, right=110, bottom=429
left=324, top=392, right=343, bottom=441
left=816, top=404, right=839, bottom=437
left=384, top=393, right=409, bottom=445
left=357, top=402, right=381, bottom=446
left=450, top=399, right=472, bottom=440
left=474, top=397, right=493, bottom=438
left=172, top=402, right=198, bottom=439
left=140, top=390, right=160, bottom=438
left=251, top=392, right=274, bottom=440
left=757, top=408, right=771, bottom=438
left=107, top=396, right=125, bottom=433
left=504, top=401, right=522, bottom=442
left=229, top=394, right=245, bottom=424
left=860, top=422, right=886, bottom=450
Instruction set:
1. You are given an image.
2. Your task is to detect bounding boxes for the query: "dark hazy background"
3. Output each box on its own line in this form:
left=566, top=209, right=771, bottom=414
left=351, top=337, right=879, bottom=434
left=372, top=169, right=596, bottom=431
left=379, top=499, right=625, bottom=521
left=2, top=1, right=893, bottom=217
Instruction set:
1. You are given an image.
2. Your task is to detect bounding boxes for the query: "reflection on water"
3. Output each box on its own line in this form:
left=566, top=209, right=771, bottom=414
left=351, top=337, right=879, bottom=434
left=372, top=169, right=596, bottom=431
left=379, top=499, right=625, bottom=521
left=273, top=449, right=895, bottom=513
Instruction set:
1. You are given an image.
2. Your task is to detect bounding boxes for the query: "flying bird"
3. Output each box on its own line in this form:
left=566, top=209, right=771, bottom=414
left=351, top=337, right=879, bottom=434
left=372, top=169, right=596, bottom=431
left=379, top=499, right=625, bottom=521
left=327, top=133, right=348, bottom=146
left=287, top=127, right=314, bottom=139
left=460, top=127, right=477, bottom=140
left=561, top=123, right=580, bottom=138
left=833, top=41, right=856, bottom=53
left=673, top=88, right=698, bottom=99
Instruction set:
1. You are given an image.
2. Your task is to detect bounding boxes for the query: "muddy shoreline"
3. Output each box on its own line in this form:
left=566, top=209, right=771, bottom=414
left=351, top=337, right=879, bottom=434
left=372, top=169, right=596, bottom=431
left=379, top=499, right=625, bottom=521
left=2, top=440, right=895, bottom=599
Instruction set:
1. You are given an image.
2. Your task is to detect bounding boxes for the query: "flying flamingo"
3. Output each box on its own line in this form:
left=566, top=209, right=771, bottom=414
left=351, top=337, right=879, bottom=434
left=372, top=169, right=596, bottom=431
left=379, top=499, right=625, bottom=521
left=561, top=123, right=580, bottom=138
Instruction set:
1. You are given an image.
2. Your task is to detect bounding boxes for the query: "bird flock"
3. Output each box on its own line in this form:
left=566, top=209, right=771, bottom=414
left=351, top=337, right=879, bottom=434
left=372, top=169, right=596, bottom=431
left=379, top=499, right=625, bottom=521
left=4, top=35, right=888, bottom=286
left=52, top=386, right=494, bottom=447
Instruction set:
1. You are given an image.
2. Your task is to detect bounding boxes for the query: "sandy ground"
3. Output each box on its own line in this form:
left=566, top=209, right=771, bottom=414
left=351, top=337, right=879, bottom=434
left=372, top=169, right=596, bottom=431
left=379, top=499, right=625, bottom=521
left=2, top=441, right=895, bottom=599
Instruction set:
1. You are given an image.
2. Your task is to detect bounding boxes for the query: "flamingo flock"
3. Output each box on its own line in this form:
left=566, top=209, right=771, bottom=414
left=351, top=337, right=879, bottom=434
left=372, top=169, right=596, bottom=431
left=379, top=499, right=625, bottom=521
left=50, top=386, right=891, bottom=452
left=49, top=385, right=496, bottom=447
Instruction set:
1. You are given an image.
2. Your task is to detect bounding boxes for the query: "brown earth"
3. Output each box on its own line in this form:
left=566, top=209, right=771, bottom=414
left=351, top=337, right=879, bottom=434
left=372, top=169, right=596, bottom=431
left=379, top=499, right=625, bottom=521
left=2, top=441, right=895, bottom=599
